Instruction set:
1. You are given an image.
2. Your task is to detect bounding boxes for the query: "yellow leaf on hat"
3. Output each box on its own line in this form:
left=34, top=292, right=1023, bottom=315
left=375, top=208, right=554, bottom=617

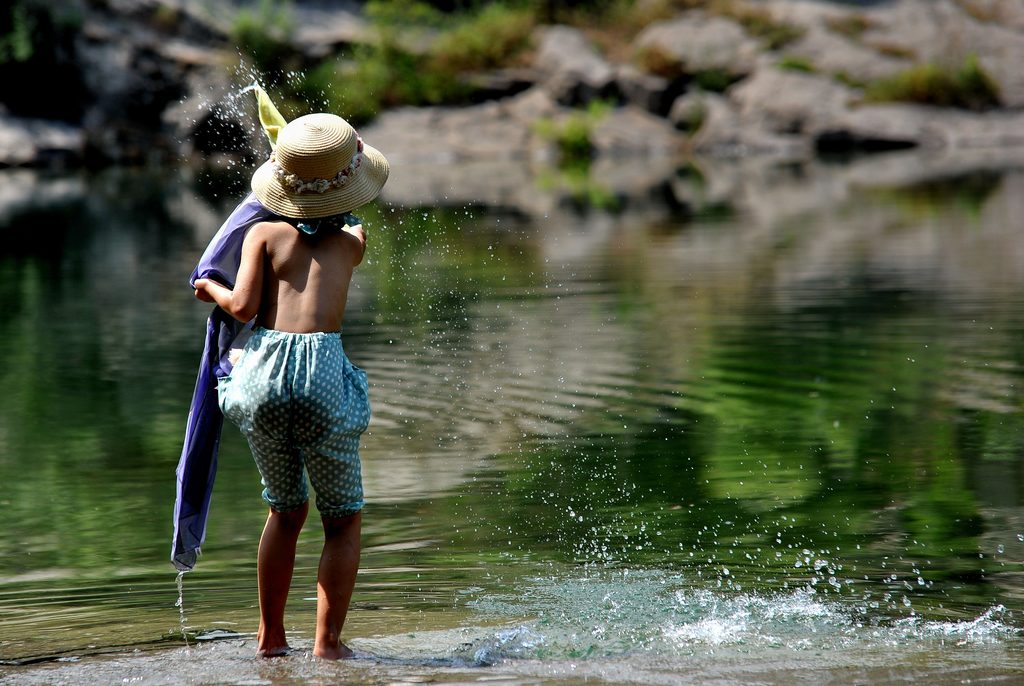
left=253, top=85, right=287, bottom=149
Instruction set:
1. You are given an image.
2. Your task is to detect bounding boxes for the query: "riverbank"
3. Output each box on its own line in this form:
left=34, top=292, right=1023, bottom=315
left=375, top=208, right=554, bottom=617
left=3, top=0, right=1024, bottom=170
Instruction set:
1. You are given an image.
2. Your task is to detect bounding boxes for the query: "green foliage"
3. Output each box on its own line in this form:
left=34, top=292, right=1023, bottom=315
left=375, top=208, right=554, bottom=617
left=833, top=70, right=867, bottom=89
left=431, top=3, right=535, bottom=72
left=693, top=68, right=736, bottom=92
left=863, top=54, right=1001, bottom=110
left=0, top=2, right=35, bottom=64
left=536, top=164, right=620, bottom=210
left=294, top=43, right=468, bottom=126
left=778, top=55, right=815, bottom=73
left=533, top=100, right=612, bottom=167
left=285, top=1, right=537, bottom=124
left=231, top=0, right=296, bottom=74
left=365, top=0, right=446, bottom=29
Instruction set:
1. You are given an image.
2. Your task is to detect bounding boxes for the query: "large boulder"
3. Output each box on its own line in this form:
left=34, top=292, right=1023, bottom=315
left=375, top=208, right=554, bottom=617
left=614, top=64, right=676, bottom=116
left=680, top=92, right=806, bottom=158
left=951, top=0, right=1024, bottom=31
left=777, top=22, right=912, bottom=85
left=769, top=0, right=1024, bottom=107
left=589, top=105, right=686, bottom=158
left=0, top=114, right=85, bottom=167
left=361, top=88, right=560, bottom=166
left=863, top=0, right=1024, bottom=107
left=814, top=104, right=943, bottom=152
left=816, top=104, right=1024, bottom=152
left=532, top=26, right=617, bottom=106
left=292, top=2, right=368, bottom=59
left=634, top=12, right=760, bottom=79
left=729, top=64, right=856, bottom=136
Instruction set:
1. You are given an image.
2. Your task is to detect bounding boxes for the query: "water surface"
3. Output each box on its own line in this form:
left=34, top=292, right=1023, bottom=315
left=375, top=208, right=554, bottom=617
left=2, top=156, right=1024, bottom=684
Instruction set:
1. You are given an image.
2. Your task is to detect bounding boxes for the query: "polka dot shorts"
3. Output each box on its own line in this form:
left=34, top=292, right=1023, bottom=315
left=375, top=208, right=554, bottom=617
left=218, top=327, right=370, bottom=518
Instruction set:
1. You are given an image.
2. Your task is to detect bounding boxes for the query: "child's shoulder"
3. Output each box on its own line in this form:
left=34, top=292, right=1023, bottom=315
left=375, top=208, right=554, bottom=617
left=251, top=219, right=294, bottom=236
left=247, top=220, right=298, bottom=247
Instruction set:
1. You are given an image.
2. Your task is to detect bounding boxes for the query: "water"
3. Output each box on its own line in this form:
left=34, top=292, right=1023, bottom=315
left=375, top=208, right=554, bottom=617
left=2, top=154, right=1024, bottom=684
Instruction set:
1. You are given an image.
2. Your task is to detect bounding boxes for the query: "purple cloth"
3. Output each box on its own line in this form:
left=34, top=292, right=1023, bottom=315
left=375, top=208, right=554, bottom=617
left=171, top=194, right=275, bottom=571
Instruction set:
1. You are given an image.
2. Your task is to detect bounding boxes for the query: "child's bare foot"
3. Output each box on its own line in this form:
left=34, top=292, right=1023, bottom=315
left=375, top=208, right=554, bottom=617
left=256, top=625, right=290, bottom=658
left=255, top=645, right=291, bottom=658
left=313, top=641, right=353, bottom=660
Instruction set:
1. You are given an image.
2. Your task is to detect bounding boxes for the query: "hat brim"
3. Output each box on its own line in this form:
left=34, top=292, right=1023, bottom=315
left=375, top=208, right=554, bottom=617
left=250, top=143, right=389, bottom=219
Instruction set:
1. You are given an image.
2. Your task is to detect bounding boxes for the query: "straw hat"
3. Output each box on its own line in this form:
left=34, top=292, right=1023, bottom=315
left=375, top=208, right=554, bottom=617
left=250, top=113, right=389, bottom=218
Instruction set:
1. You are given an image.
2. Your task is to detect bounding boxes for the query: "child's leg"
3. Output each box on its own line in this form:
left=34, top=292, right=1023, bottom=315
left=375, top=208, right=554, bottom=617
left=256, top=503, right=309, bottom=657
left=313, top=511, right=361, bottom=659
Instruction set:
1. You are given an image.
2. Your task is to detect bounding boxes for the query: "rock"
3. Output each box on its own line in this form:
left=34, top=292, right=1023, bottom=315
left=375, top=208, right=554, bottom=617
left=634, top=12, right=760, bottom=79
left=771, top=0, right=1024, bottom=108
left=462, top=68, right=540, bottom=103
left=729, top=64, right=856, bottom=136
left=952, top=0, right=1024, bottom=31
left=590, top=106, right=686, bottom=158
left=152, top=39, right=229, bottom=69
left=292, top=1, right=368, bottom=58
left=532, top=26, right=617, bottom=106
left=778, top=21, right=912, bottom=85
left=816, top=104, right=1024, bottom=152
left=0, top=115, right=85, bottom=167
left=686, top=92, right=807, bottom=158
left=502, top=86, right=562, bottom=122
left=862, top=0, right=1024, bottom=108
left=615, top=64, right=677, bottom=116
left=668, top=92, right=710, bottom=133
left=814, top=104, right=943, bottom=152
left=361, top=101, right=535, bottom=166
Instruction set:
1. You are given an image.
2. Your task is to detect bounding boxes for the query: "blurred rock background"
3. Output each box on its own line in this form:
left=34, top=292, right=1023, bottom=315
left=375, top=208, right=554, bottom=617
left=2, top=0, right=1024, bottom=181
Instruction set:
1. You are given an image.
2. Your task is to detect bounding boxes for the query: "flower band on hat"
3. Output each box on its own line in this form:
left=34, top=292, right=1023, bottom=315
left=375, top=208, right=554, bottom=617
left=271, top=135, right=365, bottom=195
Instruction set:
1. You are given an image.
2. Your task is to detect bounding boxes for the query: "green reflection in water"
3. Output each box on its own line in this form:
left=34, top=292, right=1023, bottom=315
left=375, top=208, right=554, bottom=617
left=1, top=164, right=1024, bottom=670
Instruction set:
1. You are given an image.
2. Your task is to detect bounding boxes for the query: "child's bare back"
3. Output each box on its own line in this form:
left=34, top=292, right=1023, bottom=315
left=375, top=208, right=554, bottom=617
left=195, top=219, right=366, bottom=333
left=254, top=220, right=366, bottom=333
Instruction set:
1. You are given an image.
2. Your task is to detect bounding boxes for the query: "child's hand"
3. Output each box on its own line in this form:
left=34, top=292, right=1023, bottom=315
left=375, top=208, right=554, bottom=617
left=194, top=279, right=215, bottom=302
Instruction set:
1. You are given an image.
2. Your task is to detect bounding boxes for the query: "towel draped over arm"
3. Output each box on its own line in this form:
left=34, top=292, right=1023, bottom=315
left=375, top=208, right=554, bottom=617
left=171, top=194, right=276, bottom=571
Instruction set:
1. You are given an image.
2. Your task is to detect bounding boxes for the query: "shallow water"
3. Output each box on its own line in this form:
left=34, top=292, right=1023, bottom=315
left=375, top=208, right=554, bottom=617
left=2, top=157, right=1024, bottom=684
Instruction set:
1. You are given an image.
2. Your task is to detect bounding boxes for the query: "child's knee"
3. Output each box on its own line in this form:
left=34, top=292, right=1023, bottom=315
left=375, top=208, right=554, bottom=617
left=270, top=501, right=309, bottom=530
left=321, top=510, right=361, bottom=537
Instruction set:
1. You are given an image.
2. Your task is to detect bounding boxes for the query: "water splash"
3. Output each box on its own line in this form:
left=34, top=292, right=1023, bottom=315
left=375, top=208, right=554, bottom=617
left=236, top=82, right=260, bottom=98
left=175, top=571, right=190, bottom=649
left=455, top=568, right=1022, bottom=661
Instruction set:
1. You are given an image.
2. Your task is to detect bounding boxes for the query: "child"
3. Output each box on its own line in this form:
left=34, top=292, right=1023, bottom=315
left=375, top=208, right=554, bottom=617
left=193, top=112, right=388, bottom=659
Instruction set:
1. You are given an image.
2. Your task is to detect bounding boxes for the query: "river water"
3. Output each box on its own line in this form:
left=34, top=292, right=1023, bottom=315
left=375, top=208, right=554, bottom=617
left=2, top=151, right=1024, bottom=684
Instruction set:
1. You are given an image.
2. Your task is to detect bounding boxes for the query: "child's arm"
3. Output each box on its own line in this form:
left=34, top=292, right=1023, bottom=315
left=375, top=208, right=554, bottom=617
left=194, top=225, right=266, bottom=322
left=342, top=222, right=366, bottom=266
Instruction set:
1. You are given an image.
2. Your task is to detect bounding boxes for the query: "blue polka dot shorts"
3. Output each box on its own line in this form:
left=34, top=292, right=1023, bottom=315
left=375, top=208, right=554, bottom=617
left=218, top=327, right=370, bottom=518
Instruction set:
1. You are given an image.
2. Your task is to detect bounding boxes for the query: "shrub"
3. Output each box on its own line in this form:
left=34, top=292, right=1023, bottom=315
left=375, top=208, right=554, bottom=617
left=534, top=100, right=612, bottom=167
left=431, top=3, right=536, bottom=72
left=286, top=1, right=536, bottom=124
left=863, top=54, right=1001, bottom=110
left=0, top=2, right=34, bottom=63
left=693, top=68, right=736, bottom=92
left=231, top=0, right=296, bottom=74
left=294, top=43, right=467, bottom=126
